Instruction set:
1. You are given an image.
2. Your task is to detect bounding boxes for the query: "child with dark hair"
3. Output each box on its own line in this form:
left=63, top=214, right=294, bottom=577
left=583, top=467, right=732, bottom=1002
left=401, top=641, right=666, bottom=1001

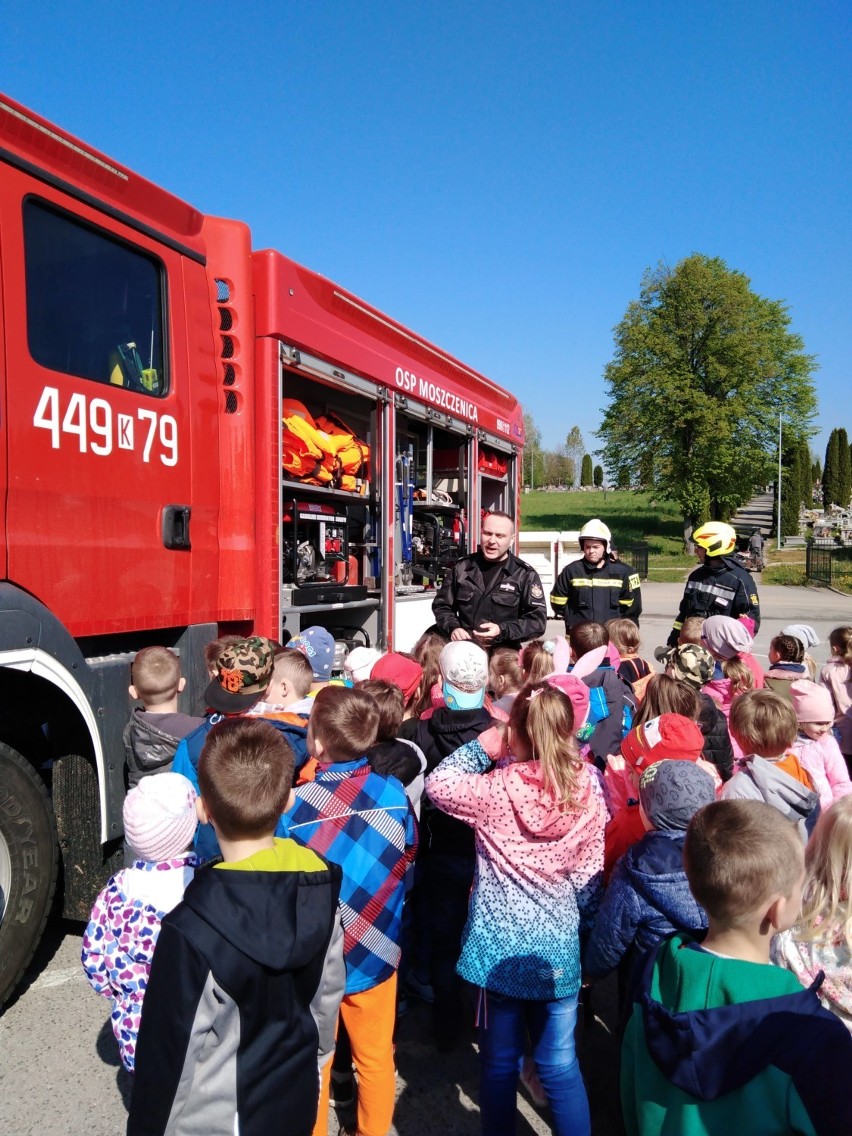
left=359, top=677, right=427, bottom=816
left=276, top=686, right=417, bottom=1136
left=127, top=719, right=343, bottom=1136
left=764, top=633, right=808, bottom=700
left=621, top=799, right=852, bottom=1136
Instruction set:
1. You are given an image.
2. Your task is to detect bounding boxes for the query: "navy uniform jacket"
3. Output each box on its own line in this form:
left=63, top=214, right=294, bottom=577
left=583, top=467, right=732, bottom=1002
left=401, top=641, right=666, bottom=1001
left=432, top=551, right=547, bottom=648
left=551, top=556, right=642, bottom=629
left=668, top=557, right=760, bottom=646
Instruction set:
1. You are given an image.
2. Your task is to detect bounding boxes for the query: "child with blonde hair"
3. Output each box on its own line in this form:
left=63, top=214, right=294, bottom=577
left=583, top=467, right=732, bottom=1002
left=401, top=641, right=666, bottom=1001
left=488, top=647, right=524, bottom=715
left=426, top=683, right=606, bottom=1136
left=519, top=638, right=557, bottom=684
left=606, top=618, right=652, bottom=698
left=773, top=796, right=852, bottom=1031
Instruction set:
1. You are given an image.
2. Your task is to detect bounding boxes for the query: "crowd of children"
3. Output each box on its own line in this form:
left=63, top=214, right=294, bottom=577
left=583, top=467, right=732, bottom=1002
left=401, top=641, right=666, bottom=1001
left=81, top=617, right=852, bottom=1136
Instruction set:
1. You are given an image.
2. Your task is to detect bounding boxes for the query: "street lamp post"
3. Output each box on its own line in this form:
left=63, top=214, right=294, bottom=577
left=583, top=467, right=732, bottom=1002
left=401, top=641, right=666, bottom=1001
left=776, top=413, right=782, bottom=551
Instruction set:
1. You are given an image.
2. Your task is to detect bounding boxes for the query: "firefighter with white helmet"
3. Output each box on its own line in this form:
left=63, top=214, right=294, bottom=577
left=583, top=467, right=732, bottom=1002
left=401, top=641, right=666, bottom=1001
left=550, top=518, right=642, bottom=629
left=666, top=521, right=761, bottom=647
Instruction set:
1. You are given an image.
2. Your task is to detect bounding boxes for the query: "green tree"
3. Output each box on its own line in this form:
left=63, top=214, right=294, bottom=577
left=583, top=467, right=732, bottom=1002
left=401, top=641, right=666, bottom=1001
left=580, top=453, right=593, bottom=487
left=565, top=426, right=584, bottom=488
left=776, top=436, right=802, bottom=538
left=598, top=254, right=817, bottom=529
left=523, top=411, right=542, bottom=488
left=823, top=430, right=841, bottom=507
left=796, top=438, right=812, bottom=508
left=838, top=428, right=852, bottom=508
left=593, top=463, right=604, bottom=488
left=616, top=464, right=631, bottom=490
left=812, top=457, right=822, bottom=487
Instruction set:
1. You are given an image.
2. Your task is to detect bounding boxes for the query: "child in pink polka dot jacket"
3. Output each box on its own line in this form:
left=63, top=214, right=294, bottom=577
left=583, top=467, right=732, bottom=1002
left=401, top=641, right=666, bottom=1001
left=81, top=773, right=197, bottom=1072
left=426, top=681, right=606, bottom=1136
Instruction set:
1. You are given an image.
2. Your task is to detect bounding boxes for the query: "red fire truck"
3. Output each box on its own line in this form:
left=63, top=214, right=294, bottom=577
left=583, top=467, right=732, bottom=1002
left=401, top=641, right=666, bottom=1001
left=0, top=93, right=525, bottom=1004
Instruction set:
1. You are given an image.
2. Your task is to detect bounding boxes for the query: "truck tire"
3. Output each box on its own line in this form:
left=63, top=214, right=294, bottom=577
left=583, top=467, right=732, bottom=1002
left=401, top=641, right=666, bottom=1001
left=0, top=743, right=58, bottom=1008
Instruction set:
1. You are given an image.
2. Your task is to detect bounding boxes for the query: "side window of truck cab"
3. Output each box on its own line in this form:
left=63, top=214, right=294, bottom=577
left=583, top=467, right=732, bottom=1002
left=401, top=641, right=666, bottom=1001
left=23, top=199, right=166, bottom=395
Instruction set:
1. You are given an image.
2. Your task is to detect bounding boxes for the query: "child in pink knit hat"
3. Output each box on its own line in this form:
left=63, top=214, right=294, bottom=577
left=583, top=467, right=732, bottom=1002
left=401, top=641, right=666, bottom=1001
left=790, top=680, right=852, bottom=811
left=81, top=773, right=197, bottom=1072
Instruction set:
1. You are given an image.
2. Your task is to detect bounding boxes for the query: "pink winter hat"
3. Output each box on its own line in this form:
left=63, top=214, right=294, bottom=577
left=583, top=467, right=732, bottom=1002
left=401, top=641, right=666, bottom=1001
left=123, top=773, right=197, bottom=862
left=789, top=679, right=835, bottom=724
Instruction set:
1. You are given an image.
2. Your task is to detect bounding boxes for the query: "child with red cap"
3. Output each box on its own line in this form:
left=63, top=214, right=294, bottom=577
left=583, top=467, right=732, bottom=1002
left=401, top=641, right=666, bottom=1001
left=603, top=714, right=720, bottom=876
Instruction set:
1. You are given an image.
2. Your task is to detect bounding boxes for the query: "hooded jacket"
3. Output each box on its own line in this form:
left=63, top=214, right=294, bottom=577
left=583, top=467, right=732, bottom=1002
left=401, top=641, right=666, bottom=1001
left=127, top=839, right=343, bottom=1136
left=417, top=707, right=496, bottom=858
left=621, top=933, right=852, bottom=1136
left=585, top=830, right=707, bottom=979
left=123, top=709, right=205, bottom=788
left=791, top=731, right=852, bottom=811
left=720, top=753, right=820, bottom=838
left=425, top=739, right=606, bottom=1000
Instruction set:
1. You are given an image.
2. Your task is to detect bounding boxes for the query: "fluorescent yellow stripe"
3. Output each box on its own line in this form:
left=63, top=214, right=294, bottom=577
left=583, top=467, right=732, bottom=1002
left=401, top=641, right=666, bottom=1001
left=551, top=595, right=567, bottom=607
left=570, top=578, right=623, bottom=588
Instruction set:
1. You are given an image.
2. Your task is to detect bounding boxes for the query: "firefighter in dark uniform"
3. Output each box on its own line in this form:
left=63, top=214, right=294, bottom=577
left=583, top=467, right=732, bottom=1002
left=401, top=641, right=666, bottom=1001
left=432, top=511, right=547, bottom=649
left=667, top=521, right=761, bottom=647
left=550, top=519, right=642, bottom=629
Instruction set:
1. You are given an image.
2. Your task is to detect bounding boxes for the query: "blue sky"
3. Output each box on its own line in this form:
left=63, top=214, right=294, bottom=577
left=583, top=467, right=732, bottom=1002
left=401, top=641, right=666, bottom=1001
left=5, top=2, right=849, bottom=462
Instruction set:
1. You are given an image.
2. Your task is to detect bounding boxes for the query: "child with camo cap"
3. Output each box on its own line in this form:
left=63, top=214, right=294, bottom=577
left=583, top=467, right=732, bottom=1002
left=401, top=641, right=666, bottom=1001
left=662, top=642, right=734, bottom=782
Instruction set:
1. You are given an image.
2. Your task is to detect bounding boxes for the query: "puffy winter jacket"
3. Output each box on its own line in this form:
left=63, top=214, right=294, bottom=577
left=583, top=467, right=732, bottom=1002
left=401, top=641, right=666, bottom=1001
left=585, top=830, right=707, bottom=979
left=123, top=709, right=206, bottom=788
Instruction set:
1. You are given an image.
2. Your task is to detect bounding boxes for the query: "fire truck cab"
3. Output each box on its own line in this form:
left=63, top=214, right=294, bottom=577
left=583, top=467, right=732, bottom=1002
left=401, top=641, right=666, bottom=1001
left=0, top=93, right=524, bottom=1005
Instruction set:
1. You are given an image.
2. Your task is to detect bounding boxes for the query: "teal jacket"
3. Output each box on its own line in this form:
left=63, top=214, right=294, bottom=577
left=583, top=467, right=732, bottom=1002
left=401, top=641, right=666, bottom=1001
left=621, top=932, right=852, bottom=1136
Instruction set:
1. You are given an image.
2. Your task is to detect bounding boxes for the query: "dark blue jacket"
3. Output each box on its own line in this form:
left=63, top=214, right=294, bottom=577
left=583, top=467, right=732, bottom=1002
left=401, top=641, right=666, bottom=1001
left=585, top=830, right=706, bottom=979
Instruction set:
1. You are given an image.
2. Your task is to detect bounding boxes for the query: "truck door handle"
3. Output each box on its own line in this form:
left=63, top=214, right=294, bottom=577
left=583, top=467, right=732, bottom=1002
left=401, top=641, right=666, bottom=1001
left=162, top=505, right=192, bottom=551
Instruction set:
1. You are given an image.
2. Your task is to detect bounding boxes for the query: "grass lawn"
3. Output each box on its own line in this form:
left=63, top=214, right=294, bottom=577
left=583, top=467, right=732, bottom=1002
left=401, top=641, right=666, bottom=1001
left=519, top=489, right=695, bottom=573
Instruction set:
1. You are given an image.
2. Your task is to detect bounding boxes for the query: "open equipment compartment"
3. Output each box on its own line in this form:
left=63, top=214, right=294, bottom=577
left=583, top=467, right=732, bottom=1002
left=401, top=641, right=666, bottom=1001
left=278, top=363, right=382, bottom=647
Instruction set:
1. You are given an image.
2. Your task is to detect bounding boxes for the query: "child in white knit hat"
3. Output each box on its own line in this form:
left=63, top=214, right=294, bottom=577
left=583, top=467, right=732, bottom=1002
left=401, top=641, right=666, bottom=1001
left=81, top=773, right=198, bottom=1072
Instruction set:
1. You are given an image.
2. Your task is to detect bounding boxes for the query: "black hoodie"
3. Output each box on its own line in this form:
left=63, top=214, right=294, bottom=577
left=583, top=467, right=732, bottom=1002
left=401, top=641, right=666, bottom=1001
left=128, top=843, right=342, bottom=1136
left=417, top=707, right=495, bottom=857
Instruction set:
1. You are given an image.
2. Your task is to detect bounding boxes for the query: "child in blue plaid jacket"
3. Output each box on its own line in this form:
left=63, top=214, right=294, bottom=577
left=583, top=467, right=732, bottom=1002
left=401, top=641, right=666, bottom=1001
left=276, top=684, right=417, bottom=1136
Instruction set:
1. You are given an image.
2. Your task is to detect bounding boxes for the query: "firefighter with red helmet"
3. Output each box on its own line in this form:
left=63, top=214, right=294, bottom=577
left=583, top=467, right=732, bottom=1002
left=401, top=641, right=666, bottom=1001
left=667, top=521, right=761, bottom=647
left=550, top=519, right=642, bottom=629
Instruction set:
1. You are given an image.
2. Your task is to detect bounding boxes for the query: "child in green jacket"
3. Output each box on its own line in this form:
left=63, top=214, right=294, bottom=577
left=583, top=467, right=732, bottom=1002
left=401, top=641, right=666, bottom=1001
left=621, top=798, right=852, bottom=1136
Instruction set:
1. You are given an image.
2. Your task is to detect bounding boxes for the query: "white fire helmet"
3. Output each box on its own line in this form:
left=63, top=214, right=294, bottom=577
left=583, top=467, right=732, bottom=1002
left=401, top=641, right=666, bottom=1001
left=578, top=519, right=611, bottom=549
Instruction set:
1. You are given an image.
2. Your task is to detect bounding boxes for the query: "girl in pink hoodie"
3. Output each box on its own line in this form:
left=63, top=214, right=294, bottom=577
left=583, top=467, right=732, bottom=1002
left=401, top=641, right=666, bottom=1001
left=425, top=682, right=606, bottom=1136
left=790, top=679, right=852, bottom=811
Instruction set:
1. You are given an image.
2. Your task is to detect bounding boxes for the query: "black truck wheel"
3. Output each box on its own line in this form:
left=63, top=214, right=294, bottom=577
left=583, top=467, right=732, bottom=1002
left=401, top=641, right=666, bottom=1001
left=0, top=742, right=58, bottom=1008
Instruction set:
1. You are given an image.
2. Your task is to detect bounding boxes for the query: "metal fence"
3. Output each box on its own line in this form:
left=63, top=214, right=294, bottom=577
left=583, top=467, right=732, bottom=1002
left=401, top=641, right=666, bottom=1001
left=619, top=541, right=649, bottom=581
left=806, top=541, right=852, bottom=586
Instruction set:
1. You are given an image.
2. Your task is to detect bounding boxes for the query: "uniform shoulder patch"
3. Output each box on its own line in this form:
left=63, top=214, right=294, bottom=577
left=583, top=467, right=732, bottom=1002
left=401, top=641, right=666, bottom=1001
left=531, top=583, right=543, bottom=598
left=750, top=594, right=759, bottom=605
left=628, top=573, right=641, bottom=591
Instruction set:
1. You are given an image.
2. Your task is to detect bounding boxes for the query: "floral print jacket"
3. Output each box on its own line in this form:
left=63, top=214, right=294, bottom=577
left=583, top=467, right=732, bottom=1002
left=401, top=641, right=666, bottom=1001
left=81, top=854, right=196, bottom=1071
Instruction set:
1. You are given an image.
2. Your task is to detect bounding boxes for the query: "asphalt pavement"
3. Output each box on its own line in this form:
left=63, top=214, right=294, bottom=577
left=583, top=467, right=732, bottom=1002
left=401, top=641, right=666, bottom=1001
left=1, top=581, right=851, bottom=1136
